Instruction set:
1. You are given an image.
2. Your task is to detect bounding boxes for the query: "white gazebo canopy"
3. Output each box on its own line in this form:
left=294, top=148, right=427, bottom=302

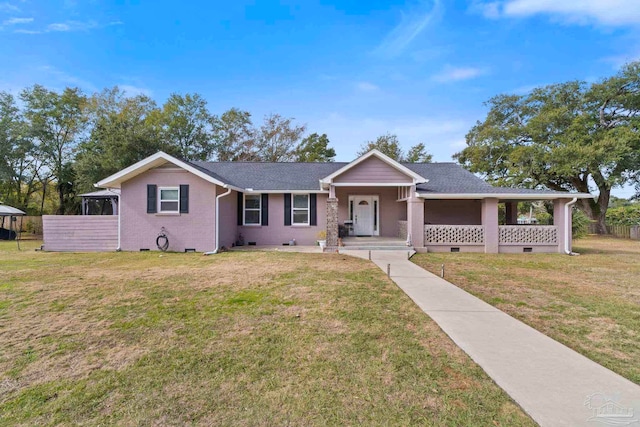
left=0, top=205, right=26, bottom=216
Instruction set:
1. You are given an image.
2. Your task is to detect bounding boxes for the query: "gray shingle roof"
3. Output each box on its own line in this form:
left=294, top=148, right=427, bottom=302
left=190, top=161, right=347, bottom=191
left=188, top=160, right=578, bottom=196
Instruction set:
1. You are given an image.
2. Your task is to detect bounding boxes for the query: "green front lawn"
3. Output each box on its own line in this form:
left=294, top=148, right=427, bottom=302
left=0, top=242, right=533, bottom=426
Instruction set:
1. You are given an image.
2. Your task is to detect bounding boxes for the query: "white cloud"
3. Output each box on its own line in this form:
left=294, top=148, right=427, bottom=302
left=511, top=83, right=542, bottom=94
left=47, top=20, right=98, bottom=32
left=602, top=51, right=640, bottom=69
left=449, top=139, right=467, bottom=149
left=432, top=65, right=486, bottom=83
left=469, top=1, right=501, bottom=19
left=355, top=81, right=380, bottom=92
left=472, top=0, right=640, bottom=26
left=0, top=3, right=20, bottom=13
left=38, top=65, right=98, bottom=93
left=14, top=19, right=120, bottom=34
left=2, top=17, right=32, bottom=25
left=119, top=85, right=152, bottom=97
left=47, top=22, right=70, bottom=31
left=13, top=28, right=40, bottom=34
left=375, top=0, right=443, bottom=58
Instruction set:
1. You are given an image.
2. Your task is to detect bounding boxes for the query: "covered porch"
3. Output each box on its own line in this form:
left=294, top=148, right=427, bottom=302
left=325, top=188, right=580, bottom=253
left=319, top=149, right=587, bottom=254
left=320, top=150, right=426, bottom=248
left=399, top=197, right=577, bottom=254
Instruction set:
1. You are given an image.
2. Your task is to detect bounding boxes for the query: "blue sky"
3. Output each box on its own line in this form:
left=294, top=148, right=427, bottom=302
left=1, top=0, right=640, bottom=196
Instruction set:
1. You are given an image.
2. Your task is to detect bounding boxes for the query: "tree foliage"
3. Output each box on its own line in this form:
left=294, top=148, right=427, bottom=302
left=0, top=85, right=338, bottom=214
left=75, top=87, right=166, bottom=193
left=0, top=92, right=41, bottom=211
left=606, top=204, right=640, bottom=225
left=357, top=133, right=433, bottom=163
left=21, top=85, right=87, bottom=214
left=455, top=62, right=640, bottom=233
left=211, top=108, right=257, bottom=161
left=405, top=142, right=433, bottom=163
left=159, top=93, right=214, bottom=161
left=256, top=114, right=307, bottom=162
left=294, top=133, right=336, bottom=162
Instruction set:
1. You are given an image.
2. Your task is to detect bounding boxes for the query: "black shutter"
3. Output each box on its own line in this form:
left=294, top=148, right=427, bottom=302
left=147, top=184, right=157, bottom=213
left=261, top=194, right=269, bottom=226
left=237, top=192, right=243, bottom=226
left=310, top=194, right=317, bottom=226
left=179, top=185, right=189, bottom=213
left=284, top=193, right=291, bottom=226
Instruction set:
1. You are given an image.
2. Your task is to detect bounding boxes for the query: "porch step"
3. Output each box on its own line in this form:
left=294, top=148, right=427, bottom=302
left=342, top=238, right=408, bottom=247
left=340, top=245, right=414, bottom=251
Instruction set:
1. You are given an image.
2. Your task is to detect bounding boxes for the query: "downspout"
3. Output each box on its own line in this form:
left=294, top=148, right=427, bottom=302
left=564, top=197, right=578, bottom=255
left=205, top=186, right=232, bottom=255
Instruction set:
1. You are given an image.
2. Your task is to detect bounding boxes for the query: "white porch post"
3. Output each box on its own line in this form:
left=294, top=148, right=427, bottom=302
left=407, top=196, right=424, bottom=248
left=481, top=198, right=499, bottom=253
left=553, top=198, right=569, bottom=254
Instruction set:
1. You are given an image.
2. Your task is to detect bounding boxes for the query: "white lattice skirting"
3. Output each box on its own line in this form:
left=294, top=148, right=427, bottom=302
left=499, top=226, right=558, bottom=244
left=424, top=225, right=485, bottom=244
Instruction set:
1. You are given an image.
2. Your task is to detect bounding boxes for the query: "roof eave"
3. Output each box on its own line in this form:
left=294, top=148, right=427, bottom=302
left=417, top=192, right=593, bottom=200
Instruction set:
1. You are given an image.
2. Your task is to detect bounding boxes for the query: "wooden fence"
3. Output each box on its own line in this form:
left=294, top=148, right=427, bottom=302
left=43, top=215, right=118, bottom=252
left=588, top=223, right=640, bottom=239
left=0, top=215, right=43, bottom=237
left=20, top=216, right=43, bottom=235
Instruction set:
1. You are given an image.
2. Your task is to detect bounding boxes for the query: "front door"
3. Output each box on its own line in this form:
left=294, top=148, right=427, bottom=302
left=354, top=196, right=374, bottom=236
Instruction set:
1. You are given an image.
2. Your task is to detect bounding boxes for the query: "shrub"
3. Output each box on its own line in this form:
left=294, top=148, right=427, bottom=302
left=572, top=209, right=590, bottom=239
left=606, top=205, right=640, bottom=226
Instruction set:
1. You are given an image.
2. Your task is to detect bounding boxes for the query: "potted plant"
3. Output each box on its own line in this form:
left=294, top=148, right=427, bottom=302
left=316, top=230, right=327, bottom=249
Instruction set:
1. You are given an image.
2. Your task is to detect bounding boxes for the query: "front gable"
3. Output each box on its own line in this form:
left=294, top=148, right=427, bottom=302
left=95, top=151, right=241, bottom=191
left=333, top=156, right=412, bottom=183
left=321, top=149, right=427, bottom=186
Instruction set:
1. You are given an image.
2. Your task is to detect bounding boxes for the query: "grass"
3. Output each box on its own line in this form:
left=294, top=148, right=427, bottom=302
left=0, top=241, right=533, bottom=426
left=412, top=236, right=640, bottom=384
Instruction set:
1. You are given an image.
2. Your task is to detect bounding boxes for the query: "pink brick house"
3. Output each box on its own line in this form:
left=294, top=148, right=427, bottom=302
left=60, top=149, right=590, bottom=254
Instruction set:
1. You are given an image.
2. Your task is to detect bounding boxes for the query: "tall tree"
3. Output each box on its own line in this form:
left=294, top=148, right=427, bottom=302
left=357, top=133, right=403, bottom=160
left=75, top=87, right=164, bottom=193
left=0, top=91, right=43, bottom=211
left=159, top=93, right=214, bottom=161
left=21, top=85, right=87, bottom=214
left=294, top=133, right=336, bottom=162
left=405, top=143, right=433, bottom=163
left=256, top=114, right=306, bottom=162
left=211, top=108, right=257, bottom=161
left=455, top=62, right=640, bottom=233
left=357, top=133, right=433, bottom=162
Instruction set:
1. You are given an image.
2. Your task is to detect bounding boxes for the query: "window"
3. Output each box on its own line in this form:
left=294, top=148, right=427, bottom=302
left=244, top=194, right=261, bottom=225
left=292, top=194, right=309, bottom=225
left=159, top=187, right=179, bottom=213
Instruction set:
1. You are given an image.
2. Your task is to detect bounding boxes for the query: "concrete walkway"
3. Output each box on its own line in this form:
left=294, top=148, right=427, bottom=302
left=342, top=249, right=640, bottom=427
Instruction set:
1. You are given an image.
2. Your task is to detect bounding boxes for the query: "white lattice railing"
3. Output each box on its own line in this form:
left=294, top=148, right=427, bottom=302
left=424, top=225, right=485, bottom=244
left=499, top=225, right=558, bottom=244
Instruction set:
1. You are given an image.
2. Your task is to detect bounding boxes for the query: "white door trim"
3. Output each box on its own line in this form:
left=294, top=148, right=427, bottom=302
left=348, top=195, right=380, bottom=236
